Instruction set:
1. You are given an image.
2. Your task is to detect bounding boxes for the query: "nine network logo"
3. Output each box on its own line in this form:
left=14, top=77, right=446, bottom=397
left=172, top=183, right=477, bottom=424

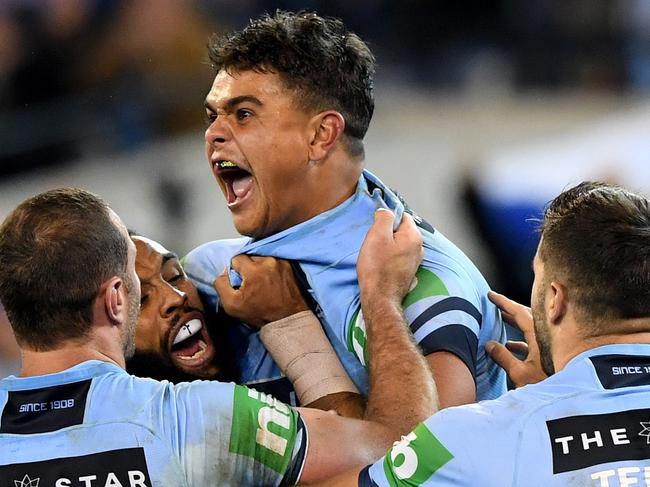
left=14, top=475, right=39, bottom=487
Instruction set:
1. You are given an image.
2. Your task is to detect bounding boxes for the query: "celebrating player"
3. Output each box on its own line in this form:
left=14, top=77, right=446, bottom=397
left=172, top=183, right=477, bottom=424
left=185, top=10, right=506, bottom=411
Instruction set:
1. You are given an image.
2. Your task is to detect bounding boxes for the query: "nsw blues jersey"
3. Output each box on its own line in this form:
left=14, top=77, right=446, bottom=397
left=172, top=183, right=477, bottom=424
left=361, top=344, right=650, bottom=487
left=0, top=361, right=306, bottom=486
left=184, top=170, right=506, bottom=405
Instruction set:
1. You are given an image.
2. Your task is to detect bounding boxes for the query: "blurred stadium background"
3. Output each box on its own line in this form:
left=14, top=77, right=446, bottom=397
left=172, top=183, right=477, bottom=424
left=1, top=0, right=650, bottom=305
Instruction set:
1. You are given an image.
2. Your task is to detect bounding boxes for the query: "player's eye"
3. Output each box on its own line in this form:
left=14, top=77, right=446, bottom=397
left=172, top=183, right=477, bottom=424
left=237, top=109, right=252, bottom=121
left=204, top=112, right=218, bottom=126
left=140, top=293, right=149, bottom=305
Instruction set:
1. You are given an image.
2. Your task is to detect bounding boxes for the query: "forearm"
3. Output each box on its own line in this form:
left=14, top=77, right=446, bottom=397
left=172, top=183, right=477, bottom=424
left=305, top=391, right=365, bottom=419
left=260, top=311, right=361, bottom=413
left=363, top=299, right=438, bottom=435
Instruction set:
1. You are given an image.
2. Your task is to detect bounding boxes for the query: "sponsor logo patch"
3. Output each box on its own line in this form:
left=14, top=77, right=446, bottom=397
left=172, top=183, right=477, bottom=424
left=229, top=385, right=297, bottom=474
left=382, top=423, right=453, bottom=486
left=590, top=355, right=650, bottom=389
left=1, top=380, right=91, bottom=434
left=547, top=408, right=650, bottom=473
left=0, top=447, right=151, bottom=487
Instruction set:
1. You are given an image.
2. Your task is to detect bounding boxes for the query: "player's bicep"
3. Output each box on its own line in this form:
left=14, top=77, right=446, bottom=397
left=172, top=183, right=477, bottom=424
left=425, top=351, right=476, bottom=408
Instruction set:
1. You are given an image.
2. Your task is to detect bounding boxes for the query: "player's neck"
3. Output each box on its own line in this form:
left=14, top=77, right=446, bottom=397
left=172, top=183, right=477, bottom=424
left=554, top=322, right=650, bottom=372
left=19, top=343, right=124, bottom=378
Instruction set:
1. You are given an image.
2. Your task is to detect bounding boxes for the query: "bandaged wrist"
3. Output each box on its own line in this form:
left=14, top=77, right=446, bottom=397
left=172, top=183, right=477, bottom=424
left=259, top=310, right=359, bottom=405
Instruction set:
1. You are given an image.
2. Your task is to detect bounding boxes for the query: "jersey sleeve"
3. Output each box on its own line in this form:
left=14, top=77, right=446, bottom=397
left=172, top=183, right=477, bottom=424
left=182, top=238, right=249, bottom=313
left=171, top=381, right=307, bottom=486
left=402, top=265, right=483, bottom=381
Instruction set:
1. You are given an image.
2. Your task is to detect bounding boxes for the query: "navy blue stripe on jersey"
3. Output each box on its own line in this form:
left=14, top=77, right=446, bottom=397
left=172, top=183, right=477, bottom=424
left=419, top=325, right=478, bottom=380
left=358, top=465, right=379, bottom=486
left=410, top=297, right=482, bottom=335
left=281, top=414, right=309, bottom=486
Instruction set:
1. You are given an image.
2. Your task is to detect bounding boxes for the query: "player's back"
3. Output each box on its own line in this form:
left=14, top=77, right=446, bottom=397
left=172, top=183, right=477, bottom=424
left=364, top=344, right=650, bottom=487
left=0, top=360, right=299, bottom=486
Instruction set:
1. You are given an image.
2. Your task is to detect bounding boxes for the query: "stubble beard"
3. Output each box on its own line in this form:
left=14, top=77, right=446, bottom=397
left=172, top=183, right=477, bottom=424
left=532, top=289, right=556, bottom=376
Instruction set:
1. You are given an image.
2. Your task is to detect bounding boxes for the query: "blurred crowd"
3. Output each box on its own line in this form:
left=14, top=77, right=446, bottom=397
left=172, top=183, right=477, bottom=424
left=2, top=0, right=650, bottom=178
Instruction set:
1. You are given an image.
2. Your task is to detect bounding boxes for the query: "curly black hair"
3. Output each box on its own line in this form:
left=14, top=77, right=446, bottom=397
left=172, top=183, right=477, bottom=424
left=208, top=10, right=375, bottom=157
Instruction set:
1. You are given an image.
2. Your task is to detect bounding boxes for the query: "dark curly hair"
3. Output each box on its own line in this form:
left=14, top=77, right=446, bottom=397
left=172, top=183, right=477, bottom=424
left=539, top=181, right=650, bottom=324
left=208, top=10, right=375, bottom=158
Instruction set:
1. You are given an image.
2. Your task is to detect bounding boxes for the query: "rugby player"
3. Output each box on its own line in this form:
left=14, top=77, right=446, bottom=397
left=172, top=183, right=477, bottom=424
left=128, top=233, right=364, bottom=416
left=185, top=10, right=506, bottom=409
left=315, top=181, right=650, bottom=486
left=0, top=188, right=435, bottom=486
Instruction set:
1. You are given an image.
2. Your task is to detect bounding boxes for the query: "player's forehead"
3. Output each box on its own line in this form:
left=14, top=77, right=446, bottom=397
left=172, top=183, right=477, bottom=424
left=132, top=236, right=176, bottom=276
left=132, top=235, right=170, bottom=256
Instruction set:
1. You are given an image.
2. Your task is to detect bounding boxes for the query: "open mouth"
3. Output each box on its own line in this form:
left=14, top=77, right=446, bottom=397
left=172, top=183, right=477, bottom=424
left=214, top=160, right=254, bottom=208
left=169, top=313, right=216, bottom=375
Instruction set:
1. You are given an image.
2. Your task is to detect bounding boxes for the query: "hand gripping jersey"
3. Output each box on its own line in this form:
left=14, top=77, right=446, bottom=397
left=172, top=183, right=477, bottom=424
left=360, top=344, right=650, bottom=487
left=0, top=361, right=307, bottom=487
left=184, top=169, right=506, bottom=405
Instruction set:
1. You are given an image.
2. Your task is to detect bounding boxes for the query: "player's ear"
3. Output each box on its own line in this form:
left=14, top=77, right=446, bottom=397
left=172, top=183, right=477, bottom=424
left=548, top=281, right=567, bottom=325
left=103, top=277, right=126, bottom=324
left=307, top=110, right=345, bottom=161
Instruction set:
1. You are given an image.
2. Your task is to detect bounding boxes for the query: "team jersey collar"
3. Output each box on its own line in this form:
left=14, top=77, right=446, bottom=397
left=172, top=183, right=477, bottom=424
left=566, top=343, right=650, bottom=370
left=0, top=360, right=125, bottom=391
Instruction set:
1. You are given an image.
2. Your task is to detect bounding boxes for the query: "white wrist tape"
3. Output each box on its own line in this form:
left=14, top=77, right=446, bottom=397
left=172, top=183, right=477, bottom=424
left=259, top=310, right=359, bottom=405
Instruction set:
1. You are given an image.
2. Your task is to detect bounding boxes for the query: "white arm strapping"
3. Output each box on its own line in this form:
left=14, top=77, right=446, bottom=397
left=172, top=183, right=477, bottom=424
left=259, top=311, right=359, bottom=405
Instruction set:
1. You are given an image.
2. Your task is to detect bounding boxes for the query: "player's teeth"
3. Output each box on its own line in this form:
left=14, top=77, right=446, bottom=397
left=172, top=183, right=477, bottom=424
left=173, top=319, right=202, bottom=345
left=219, top=160, right=236, bottom=168
left=177, top=340, right=207, bottom=360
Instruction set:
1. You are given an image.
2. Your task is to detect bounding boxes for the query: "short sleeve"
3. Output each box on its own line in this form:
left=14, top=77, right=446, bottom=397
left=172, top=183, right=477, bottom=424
left=402, top=266, right=482, bottom=381
left=172, top=381, right=304, bottom=486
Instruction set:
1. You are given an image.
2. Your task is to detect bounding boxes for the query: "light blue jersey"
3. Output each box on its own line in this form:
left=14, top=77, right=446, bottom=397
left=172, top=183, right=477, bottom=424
left=184, top=170, right=506, bottom=405
left=0, top=361, right=306, bottom=486
left=361, top=344, right=650, bottom=487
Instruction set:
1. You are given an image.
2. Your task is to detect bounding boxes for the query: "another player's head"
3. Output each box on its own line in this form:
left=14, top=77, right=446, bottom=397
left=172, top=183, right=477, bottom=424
left=128, top=235, right=220, bottom=381
left=532, top=182, right=650, bottom=374
left=204, top=11, right=375, bottom=238
left=0, top=188, right=140, bottom=361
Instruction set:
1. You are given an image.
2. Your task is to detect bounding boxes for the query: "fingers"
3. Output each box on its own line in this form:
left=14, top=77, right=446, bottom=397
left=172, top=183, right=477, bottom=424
left=488, top=291, right=527, bottom=316
left=485, top=340, right=521, bottom=374
left=370, top=208, right=395, bottom=239
left=214, top=269, right=242, bottom=311
left=488, top=290, right=533, bottom=331
left=505, top=340, right=529, bottom=355
left=229, top=254, right=257, bottom=274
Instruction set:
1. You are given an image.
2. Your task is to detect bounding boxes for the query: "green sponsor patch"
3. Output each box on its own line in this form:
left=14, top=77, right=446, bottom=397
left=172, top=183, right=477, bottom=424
left=347, top=267, right=448, bottom=366
left=402, top=268, right=449, bottom=309
left=347, top=307, right=369, bottom=367
left=229, top=385, right=298, bottom=474
left=383, top=423, right=454, bottom=486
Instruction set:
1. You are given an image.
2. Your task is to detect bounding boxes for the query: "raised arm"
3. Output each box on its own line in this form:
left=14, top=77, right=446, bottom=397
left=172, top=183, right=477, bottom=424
left=296, top=209, right=438, bottom=484
left=358, top=209, right=438, bottom=434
